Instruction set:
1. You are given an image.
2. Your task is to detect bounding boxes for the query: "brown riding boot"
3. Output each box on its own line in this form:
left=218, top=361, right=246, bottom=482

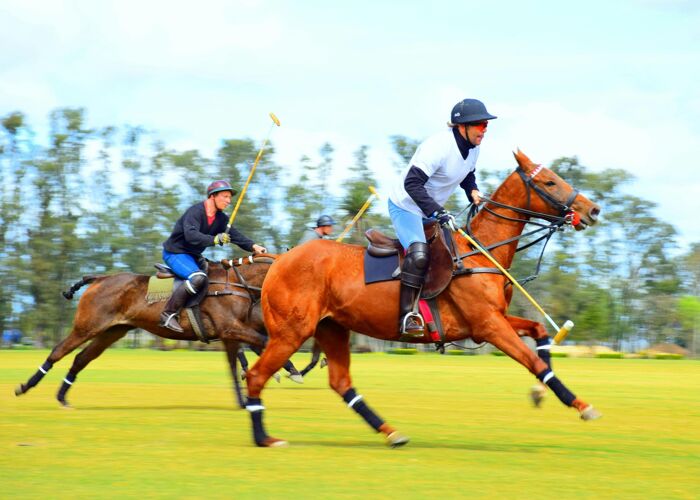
left=160, top=285, right=189, bottom=333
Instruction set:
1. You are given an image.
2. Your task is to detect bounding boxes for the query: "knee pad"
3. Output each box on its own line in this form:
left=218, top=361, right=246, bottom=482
left=185, top=271, right=209, bottom=295
left=402, top=242, right=430, bottom=287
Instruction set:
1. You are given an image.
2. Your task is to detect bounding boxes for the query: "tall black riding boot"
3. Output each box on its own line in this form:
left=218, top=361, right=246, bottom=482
left=399, top=282, right=424, bottom=335
left=160, top=285, right=190, bottom=333
left=398, top=241, right=430, bottom=336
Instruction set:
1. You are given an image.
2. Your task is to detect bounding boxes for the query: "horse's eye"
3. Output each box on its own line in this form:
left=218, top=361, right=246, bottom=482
left=545, top=181, right=556, bottom=186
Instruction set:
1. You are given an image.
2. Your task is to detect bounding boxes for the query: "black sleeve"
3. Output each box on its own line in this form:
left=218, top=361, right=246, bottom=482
left=404, top=166, right=442, bottom=217
left=460, top=171, right=479, bottom=203
left=227, top=226, right=256, bottom=252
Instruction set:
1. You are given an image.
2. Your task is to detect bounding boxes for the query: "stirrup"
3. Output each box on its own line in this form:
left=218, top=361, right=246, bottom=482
left=161, top=312, right=183, bottom=333
left=401, top=312, right=425, bottom=336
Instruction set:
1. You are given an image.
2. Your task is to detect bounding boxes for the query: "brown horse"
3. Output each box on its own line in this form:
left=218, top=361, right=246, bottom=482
left=15, top=256, right=277, bottom=408
left=244, top=150, right=602, bottom=447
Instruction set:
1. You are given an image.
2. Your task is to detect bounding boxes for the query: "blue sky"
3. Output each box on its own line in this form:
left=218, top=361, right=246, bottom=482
left=1, top=0, right=698, bottom=248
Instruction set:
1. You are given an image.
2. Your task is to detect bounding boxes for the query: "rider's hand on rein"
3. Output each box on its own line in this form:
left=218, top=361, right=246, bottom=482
left=434, top=209, right=458, bottom=231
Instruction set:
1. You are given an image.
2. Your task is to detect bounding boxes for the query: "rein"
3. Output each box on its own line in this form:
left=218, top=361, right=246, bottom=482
left=450, top=167, right=579, bottom=284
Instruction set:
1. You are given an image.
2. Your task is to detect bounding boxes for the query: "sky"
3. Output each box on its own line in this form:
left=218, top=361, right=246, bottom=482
left=1, top=0, right=699, bottom=249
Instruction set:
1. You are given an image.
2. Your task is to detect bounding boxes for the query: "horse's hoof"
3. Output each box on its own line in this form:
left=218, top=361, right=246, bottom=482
left=259, top=437, right=288, bottom=447
left=385, top=431, right=410, bottom=448
left=530, top=385, right=546, bottom=408
left=287, top=374, right=304, bottom=384
left=580, top=405, right=602, bottom=421
left=272, top=373, right=281, bottom=383
left=58, top=400, right=74, bottom=409
left=14, top=384, right=26, bottom=396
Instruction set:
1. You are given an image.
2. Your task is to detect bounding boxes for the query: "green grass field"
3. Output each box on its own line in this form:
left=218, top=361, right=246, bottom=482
left=1, top=350, right=698, bottom=499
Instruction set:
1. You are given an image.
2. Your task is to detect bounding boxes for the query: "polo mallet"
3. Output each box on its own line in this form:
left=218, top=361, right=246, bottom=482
left=227, top=112, right=281, bottom=230
left=455, top=227, right=574, bottom=343
left=336, top=186, right=380, bottom=242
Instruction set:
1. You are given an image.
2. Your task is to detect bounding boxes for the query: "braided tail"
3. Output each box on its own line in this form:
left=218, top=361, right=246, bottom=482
left=62, top=275, right=100, bottom=300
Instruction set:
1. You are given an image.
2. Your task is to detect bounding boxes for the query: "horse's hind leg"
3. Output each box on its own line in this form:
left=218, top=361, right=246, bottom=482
left=245, top=334, right=311, bottom=447
left=56, top=326, right=130, bottom=407
left=15, top=325, right=98, bottom=397
left=314, top=320, right=409, bottom=448
left=487, top=318, right=601, bottom=420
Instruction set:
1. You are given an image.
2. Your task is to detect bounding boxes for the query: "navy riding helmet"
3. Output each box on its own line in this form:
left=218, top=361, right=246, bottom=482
left=316, top=215, right=336, bottom=227
left=450, top=99, right=497, bottom=124
left=207, top=180, right=237, bottom=197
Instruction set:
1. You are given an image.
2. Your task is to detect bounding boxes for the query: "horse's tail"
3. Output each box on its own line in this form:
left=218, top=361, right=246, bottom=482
left=62, top=275, right=101, bottom=300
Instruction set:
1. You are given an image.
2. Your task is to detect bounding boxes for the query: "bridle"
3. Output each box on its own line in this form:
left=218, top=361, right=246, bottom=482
left=453, top=165, right=582, bottom=284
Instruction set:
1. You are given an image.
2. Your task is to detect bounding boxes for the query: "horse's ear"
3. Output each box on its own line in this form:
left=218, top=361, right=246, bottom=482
left=513, top=149, right=534, bottom=172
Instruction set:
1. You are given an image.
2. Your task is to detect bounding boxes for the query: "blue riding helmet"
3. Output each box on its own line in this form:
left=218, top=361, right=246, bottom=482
left=450, top=99, right=497, bottom=124
left=207, top=180, right=237, bottom=197
left=316, top=215, right=336, bottom=227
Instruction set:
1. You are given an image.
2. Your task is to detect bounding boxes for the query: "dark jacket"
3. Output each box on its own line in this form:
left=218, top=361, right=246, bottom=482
left=163, top=202, right=255, bottom=256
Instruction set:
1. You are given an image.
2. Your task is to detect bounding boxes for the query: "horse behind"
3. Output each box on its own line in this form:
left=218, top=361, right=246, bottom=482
left=245, top=150, right=602, bottom=447
left=15, top=256, right=276, bottom=408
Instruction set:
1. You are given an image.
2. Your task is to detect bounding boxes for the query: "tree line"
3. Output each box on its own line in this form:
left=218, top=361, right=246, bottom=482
left=1, top=108, right=698, bottom=354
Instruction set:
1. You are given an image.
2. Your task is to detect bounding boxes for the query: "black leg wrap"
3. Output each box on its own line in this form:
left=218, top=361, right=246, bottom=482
left=26, top=360, right=54, bottom=390
left=283, top=360, right=299, bottom=375
left=246, top=397, right=269, bottom=445
left=57, top=372, right=77, bottom=403
left=536, top=337, right=552, bottom=369
left=342, top=388, right=384, bottom=432
left=536, top=369, right=576, bottom=407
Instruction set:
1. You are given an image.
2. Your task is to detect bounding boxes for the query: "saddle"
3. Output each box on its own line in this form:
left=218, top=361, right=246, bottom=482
left=364, top=222, right=454, bottom=299
left=147, top=262, right=212, bottom=343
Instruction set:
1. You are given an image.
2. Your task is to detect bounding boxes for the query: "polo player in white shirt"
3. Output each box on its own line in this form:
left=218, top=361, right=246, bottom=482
left=387, top=98, right=497, bottom=335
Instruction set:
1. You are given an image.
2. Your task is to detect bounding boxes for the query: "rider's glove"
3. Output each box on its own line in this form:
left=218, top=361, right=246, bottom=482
left=214, top=233, right=231, bottom=246
left=434, top=209, right=457, bottom=231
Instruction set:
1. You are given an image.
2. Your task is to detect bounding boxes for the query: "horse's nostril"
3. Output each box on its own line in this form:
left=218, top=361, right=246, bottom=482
left=590, top=206, right=600, bottom=220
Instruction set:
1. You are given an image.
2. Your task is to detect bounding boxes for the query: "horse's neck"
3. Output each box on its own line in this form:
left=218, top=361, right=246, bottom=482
left=468, top=172, right=528, bottom=268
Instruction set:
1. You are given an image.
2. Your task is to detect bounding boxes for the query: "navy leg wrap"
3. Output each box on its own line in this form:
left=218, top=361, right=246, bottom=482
left=536, top=337, right=552, bottom=369
left=26, top=360, right=54, bottom=389
left=537, top=369, right=576, bottom=406
left=342, top=388, right=384, bottom=432
left=57, top=372, right=77, bottom=403
left=246, top=397, right=269, bottom=445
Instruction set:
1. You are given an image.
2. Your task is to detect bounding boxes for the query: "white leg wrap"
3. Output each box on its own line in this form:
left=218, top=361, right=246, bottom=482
left=347, top=394, right=363, bottom=408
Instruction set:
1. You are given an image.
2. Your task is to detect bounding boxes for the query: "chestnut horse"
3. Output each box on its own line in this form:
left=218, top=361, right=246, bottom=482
left=15, top=257, right=276, bottom=408
left=245, top=150, right=602, bottom=447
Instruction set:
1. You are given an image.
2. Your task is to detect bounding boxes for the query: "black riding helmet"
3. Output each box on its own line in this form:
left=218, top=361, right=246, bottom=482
left=316, top=215, right=336, bottom=227
left=450, top=99, right=497, bottom=124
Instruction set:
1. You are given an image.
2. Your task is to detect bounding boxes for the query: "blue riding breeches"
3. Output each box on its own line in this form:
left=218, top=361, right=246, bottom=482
left=162, top=250, right=203, bottom=280
left=388, top=199, right=433, bottom=249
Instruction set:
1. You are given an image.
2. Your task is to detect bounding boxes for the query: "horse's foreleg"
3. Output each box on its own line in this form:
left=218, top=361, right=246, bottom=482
left=15, top=327, right=94, bottom=397
left=299, top=341, right=323, bottom=377
left=56, top=327, right=129, bottom=407
left=314, top=321, right=409, bottom=448
left=487, top=318, right=601, bottom=420
left=222, top=339, right=245, bottom=409
left=505, top=315, right=553, bottom=407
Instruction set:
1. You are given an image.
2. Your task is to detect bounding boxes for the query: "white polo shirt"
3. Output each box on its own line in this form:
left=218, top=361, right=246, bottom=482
left=388, top=128, right=479, bottom=217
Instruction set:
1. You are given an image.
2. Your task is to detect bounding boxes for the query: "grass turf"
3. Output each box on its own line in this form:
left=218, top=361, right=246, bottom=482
left=1, top=349, right=698, bottom=499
